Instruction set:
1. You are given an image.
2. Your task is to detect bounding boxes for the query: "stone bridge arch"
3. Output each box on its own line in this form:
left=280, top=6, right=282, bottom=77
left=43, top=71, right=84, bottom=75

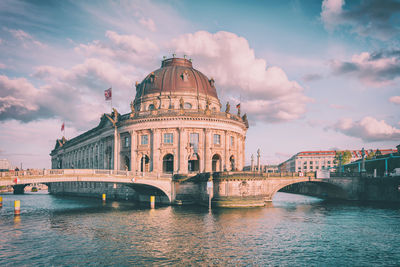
left=3, top=174, right=173, bottom=204
left=267, top=180, right=349, bottom=201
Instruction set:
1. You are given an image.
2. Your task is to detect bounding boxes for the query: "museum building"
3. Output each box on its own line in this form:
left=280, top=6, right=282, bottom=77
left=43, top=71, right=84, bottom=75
left=50, top=57, right=249, bottom=175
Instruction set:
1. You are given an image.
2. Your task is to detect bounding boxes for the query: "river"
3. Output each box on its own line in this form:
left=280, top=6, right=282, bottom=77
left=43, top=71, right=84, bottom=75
left=0, top=192, right=399, bottom=266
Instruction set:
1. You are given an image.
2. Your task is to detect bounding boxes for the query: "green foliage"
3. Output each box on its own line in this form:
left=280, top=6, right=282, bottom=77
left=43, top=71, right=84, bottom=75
left=366, top=151, right=375, bottom=160
left=335, top=150, right=352, bottom=165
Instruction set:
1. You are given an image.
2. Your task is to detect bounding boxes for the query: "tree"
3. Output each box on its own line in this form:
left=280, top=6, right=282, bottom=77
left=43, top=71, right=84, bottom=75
left=366, top=151, right=375, bottom=160
left=334, top=150, right=352, bottom=165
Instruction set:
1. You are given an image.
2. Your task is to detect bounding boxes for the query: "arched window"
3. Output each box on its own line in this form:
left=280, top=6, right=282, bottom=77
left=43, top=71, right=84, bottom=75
left=188, top=153, right=199, bottom=172
left=141, top=155, right=150, bottom=172
left=184, top=102, right=192, bottom=109
left=212, top=154, right=221, bottom=172
left=163, top=154, right=174, bottom=173
left=148, top=104, right=155, bottom=111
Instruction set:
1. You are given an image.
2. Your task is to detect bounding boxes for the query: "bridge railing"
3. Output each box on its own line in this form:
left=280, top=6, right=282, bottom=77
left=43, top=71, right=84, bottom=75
left=215, top=171, right=316, bottom=178
left=0, top=169, right=173, bottom=180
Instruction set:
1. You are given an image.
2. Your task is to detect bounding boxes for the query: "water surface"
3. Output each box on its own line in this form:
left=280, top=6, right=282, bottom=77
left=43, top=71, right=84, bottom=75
left=0, top=192, right=399, bottom=266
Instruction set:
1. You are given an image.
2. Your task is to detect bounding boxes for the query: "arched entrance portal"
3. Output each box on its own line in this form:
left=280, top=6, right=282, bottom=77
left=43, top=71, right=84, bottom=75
left=212, top=154, right=221, bottom=172
left=141, top=155, right=150, bottom=172
left=230, top=155, right=235, bottom=171
left=163, top=154, right=174, bottom=173
left=124, top=156, right=130, bottom=171
left=188, top=153, right=200, bottom=172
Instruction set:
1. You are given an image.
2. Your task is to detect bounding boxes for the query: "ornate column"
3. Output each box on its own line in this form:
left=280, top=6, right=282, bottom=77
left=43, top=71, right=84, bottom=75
left=178, top=128, right=186, bottom=174
left=203, top=129, right=210, bottom=172
left=224, top=131, right=229, bottom=171
left=152, top=128, right=161, bottom=173
left=130, top=130, right=136, bottom=173
left=113, top=127, right=118, bottom=171
left=242, top=136, right=246, bottom=171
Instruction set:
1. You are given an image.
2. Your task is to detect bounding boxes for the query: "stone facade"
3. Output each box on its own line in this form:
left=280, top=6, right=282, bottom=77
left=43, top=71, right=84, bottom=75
left=50, top=57, right=248, bottom=176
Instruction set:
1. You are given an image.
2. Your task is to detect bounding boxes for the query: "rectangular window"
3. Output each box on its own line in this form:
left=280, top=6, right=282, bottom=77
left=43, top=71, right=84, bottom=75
left=310, top=166, right=313, bottom=169
left=230, top=136, right=234, bottom=147
left=327, top=161, right=331, bottom=164
left=189, top=133, right=199, bottom=147
left=213, top=134, right=221, bottom=145
left=164, top=133, right=173, bottom=144
left=309, top=161, right=313, bottom=164
left=315, top=161, right=319, bottom=164
left=141, top=135, right=148, bottom=145
left=125, top=136, right=130, bottom=147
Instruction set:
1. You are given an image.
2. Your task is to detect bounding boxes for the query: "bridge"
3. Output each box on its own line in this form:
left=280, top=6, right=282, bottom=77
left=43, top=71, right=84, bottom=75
left=1, top=169, right=399, bottom=206
left=0, top=169, right=173, bottom=202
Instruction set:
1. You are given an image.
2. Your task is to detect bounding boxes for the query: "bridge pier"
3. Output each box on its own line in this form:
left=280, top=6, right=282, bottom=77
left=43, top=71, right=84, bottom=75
left=13, top=185, right=25, bottom=194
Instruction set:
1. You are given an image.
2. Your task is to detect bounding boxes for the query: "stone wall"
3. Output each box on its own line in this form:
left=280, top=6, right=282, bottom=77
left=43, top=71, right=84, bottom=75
left=48, top=181, right=171, bottom=204
left=48, top=182, right=138, bottom=201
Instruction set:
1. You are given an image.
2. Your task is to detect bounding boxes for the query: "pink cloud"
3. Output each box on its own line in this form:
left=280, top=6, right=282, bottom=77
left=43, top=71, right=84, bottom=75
left=331, top=50, right=400, bottom=86
left=333, top=116, right=400, bottom=142
left=389, top=96, right=400, bottom=105
left=170, top=31, right=312, bottom=123
left=139, top=17, right=156, bottom=32
left=5, top=28, right=46, bottom=48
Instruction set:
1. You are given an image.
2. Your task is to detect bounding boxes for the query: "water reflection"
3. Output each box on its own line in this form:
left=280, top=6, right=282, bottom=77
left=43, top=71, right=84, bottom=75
left=0, top=192, right=399, bottom=266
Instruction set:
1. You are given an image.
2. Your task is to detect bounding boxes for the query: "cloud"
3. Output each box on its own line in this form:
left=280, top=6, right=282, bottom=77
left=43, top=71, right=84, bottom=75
left=330, top=50, right=400, bottom=86
left=321, top=0, right=344, bottom=30
left=170, top=31, right=312, bottom=123
left=302, top=73, right=323, bottom=82
left=75, top=31, right=159, bottom=67
left=139, top=17, right=156, bottom=32
left=389, top=95, right=400, bottom=104
left=332, top=116, right=400, bottom=142
left=321, top=0, right=400, bottom=40
left=0, top=62, right=5, bottom=69
left=4, top=28, right=46, bottom=48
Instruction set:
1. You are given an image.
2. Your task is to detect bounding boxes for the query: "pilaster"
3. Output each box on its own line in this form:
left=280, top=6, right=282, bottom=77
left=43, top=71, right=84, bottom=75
left=130, top=130, right=136, bottom=173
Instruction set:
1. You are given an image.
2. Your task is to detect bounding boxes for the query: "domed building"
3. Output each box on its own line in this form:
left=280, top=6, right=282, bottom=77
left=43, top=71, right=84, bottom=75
left=51, top=57, right=249, bottom=175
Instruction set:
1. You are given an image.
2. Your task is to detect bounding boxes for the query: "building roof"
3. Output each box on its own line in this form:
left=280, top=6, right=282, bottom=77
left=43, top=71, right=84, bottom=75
left=134, top=57, right=218, bottom=100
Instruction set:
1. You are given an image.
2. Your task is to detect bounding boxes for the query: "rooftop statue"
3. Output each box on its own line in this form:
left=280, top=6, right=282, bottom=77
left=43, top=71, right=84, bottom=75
left=225, top=102, right=230, bottom=113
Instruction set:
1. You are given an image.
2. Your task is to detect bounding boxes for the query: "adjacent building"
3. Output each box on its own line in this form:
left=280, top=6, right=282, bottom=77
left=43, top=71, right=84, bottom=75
left=50, top=57, right=249, bottom=175
left=0, top=159, right=11, bottom=172
left=278, top=149, right=397, bottom=173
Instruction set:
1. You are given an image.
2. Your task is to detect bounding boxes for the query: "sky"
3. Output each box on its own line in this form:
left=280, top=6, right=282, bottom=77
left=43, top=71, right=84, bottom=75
left=0, top=0, right=400, bottom=168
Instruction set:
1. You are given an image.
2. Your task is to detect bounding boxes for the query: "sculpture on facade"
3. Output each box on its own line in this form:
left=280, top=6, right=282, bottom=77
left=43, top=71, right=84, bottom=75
left=225, top=102, right=230, bottom=113
left=179, top=97, right=184, bottom=109
left=130, top=101, right=135, bottom=118
left=105, top=108, right=119, bottom=127
left=242, top=114, right=249, bottom=128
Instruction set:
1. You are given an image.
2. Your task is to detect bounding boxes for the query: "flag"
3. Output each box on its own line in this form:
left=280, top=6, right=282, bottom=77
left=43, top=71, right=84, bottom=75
left=236, top=103, right=240, bottom=109
left=104, top=88, right=112, bottom=101
left=61, top=122, right=65, bottom=132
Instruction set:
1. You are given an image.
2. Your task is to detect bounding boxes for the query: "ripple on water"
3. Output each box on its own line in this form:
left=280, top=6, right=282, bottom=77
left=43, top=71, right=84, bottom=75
left=0, top=192, right=399, bottom=266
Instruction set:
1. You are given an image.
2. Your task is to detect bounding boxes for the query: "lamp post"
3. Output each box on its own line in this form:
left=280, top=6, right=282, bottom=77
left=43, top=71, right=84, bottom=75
left=361, top=147, right=366, bottom=173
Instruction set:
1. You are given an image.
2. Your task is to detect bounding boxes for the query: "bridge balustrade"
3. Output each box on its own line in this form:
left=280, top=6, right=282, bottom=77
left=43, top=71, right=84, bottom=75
left=0, top=169, right=174, bottom=181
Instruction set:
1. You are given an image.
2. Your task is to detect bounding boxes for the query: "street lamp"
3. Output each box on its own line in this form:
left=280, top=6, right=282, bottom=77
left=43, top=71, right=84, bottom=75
left=361, top=147, right=366, bottom=173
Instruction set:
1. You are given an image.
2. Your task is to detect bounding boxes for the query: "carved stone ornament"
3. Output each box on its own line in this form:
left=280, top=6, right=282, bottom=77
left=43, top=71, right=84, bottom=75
left=130, top=101, right=135, bottom=118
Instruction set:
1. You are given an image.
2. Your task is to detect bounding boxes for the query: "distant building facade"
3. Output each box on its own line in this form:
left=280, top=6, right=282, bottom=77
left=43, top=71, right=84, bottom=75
left=279, top=149, right=397, bottom=172
left=243, top=165, right=279, bottom=173
left=0, top=159, right=11, bottom=171
left=50, top=57, right=249, bottom=174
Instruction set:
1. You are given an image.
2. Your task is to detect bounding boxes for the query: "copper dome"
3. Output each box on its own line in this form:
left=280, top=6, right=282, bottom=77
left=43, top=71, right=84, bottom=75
left=135, top=58, right=218, bottom=100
